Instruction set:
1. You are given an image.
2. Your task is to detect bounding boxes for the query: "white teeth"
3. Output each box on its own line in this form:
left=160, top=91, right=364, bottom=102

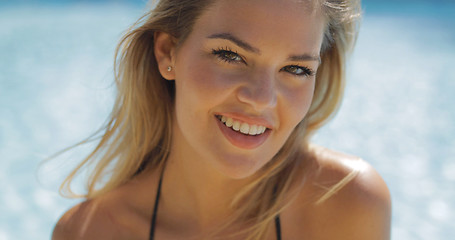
left=218, top=115, right=267, bottom=135
left=258, top=126, right=266, bottom=134
left=225, top=117, right=233, bottom=127
left=240, top=123, right=249, bottom=134
left=249, top=125, right=258, bottom=135
left=232, top=121, right=240, bottom=131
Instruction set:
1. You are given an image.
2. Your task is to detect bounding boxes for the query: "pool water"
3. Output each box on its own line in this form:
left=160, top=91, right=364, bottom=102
left=0, top=0, right=454, bottom=239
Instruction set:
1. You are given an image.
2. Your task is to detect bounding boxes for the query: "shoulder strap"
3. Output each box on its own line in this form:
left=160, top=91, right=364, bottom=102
left=149, top=171, right=164, bottom=240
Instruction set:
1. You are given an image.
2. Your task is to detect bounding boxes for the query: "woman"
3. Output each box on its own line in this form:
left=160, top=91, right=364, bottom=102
left=52, top=0, right=391, bottom=239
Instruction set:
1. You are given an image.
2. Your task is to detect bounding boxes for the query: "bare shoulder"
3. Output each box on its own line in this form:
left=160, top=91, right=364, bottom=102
left=307, top=144, right=391, bottom=205
left=52, top=197, right=121, bottom=240
left=286, top=144, right=391, bottom=239
left=52, top=177, right=155, bottom=240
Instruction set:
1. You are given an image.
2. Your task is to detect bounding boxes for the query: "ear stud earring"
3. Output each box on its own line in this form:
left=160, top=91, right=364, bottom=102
left=167, top=66, right=172, bottom=72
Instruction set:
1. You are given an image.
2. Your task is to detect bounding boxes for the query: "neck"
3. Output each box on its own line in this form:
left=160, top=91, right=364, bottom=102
left=161, top=149, right=254, bottom=230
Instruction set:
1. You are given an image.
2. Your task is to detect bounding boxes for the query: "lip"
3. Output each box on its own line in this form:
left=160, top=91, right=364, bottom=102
left=215, top=115, right=271, bottom=149
left=214, top=112, right=274, bottom=129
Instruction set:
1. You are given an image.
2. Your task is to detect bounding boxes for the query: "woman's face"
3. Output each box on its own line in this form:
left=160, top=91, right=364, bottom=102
left=171, top=0, right=325, bottom=179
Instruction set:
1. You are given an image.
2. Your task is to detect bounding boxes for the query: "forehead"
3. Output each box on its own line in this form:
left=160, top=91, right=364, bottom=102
left=190, top=0, right=326, bottom=54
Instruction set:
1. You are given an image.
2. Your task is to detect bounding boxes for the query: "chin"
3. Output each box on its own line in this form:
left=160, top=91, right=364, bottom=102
left=212, top=153, right=270, bottom=180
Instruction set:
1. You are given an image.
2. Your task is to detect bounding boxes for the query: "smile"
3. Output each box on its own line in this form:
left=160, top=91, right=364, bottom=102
left=216, top=115, right=267, bottom=135
left=214, top=114, right=271, bottom=149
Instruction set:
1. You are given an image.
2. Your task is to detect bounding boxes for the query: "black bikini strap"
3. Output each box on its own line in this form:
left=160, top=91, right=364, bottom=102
left=273, top=182, right=282, bottom=240
left=275, top=215, right=282, bottom=240
left=149, top=170, right=164, bottom=240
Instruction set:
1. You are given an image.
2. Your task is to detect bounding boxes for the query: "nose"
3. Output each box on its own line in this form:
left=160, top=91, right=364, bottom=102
left=236, top=70, right=277, bottom=111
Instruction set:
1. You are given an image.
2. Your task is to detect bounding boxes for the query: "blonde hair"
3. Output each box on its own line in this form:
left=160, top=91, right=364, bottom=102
left=57, top=0, right=361, bottom=239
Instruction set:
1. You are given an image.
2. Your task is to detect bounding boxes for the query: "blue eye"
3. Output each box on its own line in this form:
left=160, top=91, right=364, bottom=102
left=212, top=48, right=245, bottom=64
left=281, top=65, right=315, bottom=77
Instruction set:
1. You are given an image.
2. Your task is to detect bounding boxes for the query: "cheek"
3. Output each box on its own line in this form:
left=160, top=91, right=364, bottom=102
left=177, top=60, right=241, bottom=106
left=280, top=79, right=315, bottom=123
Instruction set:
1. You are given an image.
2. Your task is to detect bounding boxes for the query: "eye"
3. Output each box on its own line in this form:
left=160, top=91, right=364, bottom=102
left=281, top=65, right=315, bottom=77
left=212, top=47, right=245, bottom=64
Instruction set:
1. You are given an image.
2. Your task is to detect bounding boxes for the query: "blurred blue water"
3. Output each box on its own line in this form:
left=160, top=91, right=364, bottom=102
left=1, top=0, right=454, bottom=239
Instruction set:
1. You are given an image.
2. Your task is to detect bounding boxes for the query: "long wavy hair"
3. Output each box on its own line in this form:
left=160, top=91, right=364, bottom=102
left=57, top=0, right=361, bottom=239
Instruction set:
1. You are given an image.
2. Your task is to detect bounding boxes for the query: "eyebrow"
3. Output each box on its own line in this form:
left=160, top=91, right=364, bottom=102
left=207, top=32, right=320, bottom=63
left=288, top=54, right=321, bottom=63
left=207, top=33, right=260, bottom=54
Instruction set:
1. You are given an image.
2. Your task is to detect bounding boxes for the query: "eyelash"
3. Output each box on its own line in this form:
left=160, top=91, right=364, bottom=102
left=280, top=65, right=316, bottom=77
left=211, top=47, right=316, bottom=77
left=212, top=47, right=245, bottom=64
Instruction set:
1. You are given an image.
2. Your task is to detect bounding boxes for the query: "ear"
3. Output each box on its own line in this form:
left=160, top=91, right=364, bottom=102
left=154, top=31, right=176, bottom=80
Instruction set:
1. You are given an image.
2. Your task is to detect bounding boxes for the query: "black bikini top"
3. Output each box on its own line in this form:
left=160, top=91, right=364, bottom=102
left=149, top=173, right=282, bottom=240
